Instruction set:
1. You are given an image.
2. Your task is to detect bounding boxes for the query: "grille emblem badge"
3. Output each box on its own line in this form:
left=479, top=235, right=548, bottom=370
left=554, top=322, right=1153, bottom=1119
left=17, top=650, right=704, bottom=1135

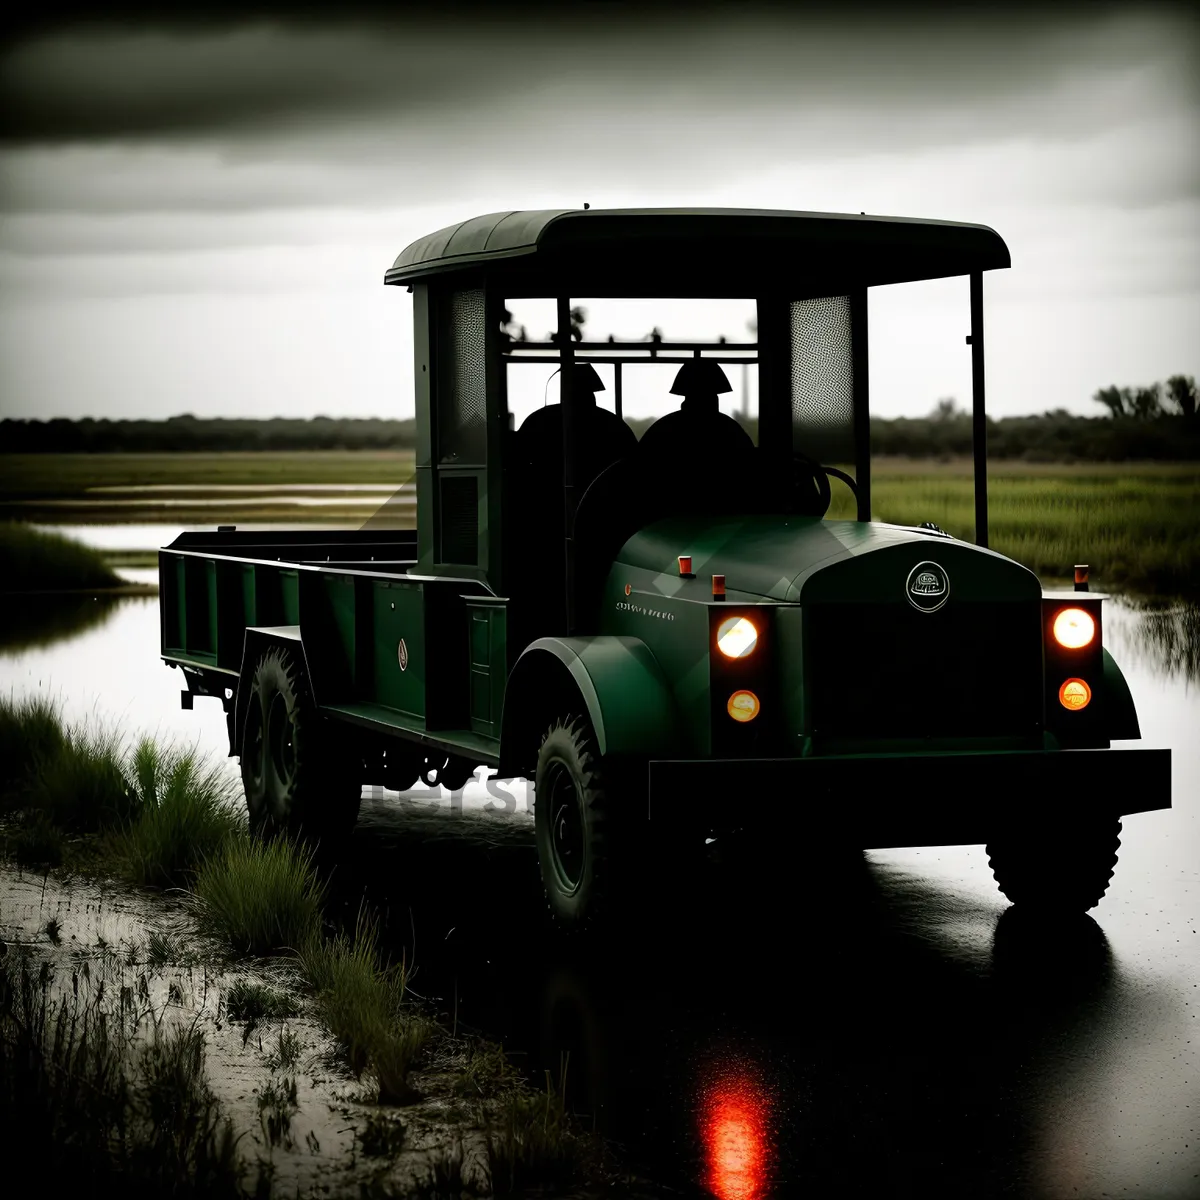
left=906, top=561, right=949, bottom=613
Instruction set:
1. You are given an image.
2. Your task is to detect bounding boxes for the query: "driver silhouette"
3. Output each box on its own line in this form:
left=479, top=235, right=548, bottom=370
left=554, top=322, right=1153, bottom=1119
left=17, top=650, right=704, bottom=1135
left=637, top=359, right=756, bottom=461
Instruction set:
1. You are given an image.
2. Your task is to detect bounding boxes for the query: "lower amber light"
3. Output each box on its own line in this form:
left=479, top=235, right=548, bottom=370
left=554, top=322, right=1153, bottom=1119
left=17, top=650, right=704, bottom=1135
left=727, top=690, right=760, bottom=723
left=1059, top=677, right=1092, bottom=711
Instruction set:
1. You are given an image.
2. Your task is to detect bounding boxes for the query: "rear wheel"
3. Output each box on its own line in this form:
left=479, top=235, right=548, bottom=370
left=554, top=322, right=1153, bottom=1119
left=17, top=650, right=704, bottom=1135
left=534, top=714, right=612, bottom=932
left=239, top=646, right=361, bottom=842
left=987, top=819, right=1122, bottom=912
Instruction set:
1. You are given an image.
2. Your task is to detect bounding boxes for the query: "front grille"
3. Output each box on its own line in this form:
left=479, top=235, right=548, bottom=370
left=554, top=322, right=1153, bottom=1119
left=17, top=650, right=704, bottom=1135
left=806, top=601, right=1043, bottom=739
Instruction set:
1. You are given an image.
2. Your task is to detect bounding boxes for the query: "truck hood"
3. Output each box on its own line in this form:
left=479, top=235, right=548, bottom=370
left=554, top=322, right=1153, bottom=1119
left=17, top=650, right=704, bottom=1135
left=614, top=514, right=1041, bottom=604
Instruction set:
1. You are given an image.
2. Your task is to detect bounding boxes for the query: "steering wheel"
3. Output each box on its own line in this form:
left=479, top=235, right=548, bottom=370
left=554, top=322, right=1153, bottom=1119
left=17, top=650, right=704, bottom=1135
left=790, top=452, right=834, bottom=517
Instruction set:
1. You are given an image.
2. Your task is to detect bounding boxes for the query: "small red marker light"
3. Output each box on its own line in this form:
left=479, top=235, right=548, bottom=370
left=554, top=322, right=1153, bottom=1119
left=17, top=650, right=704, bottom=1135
left=624, top=583, right=631, bottom=596
left=1074, top=563, right=1089, bottom=592
left=679, top=555, right=694, bottom=577
left=712, top=574, right=726, bottom=601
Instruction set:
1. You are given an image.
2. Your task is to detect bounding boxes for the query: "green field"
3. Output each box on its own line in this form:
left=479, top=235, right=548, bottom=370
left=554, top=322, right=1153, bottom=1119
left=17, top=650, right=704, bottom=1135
left=2, top=453, right=1196, bottom=598
left=0, top=451, right=417, bottom=525
left=0, top=451, right=416, bottom=496
left=825, top=459, right=1200, bottom=597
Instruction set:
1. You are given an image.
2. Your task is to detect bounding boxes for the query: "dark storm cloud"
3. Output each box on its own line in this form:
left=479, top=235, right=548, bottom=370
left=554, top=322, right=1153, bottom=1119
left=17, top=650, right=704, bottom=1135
left=2, top=3, right=1196, bottom=146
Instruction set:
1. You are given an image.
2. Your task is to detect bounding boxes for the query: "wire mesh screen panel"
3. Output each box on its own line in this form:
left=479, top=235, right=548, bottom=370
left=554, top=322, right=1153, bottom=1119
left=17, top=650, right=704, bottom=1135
left=439, top=474, right=479, bottom=565
left=790, top=296, right=855, bottom=464
left=438, top=288, right=488, bottom=465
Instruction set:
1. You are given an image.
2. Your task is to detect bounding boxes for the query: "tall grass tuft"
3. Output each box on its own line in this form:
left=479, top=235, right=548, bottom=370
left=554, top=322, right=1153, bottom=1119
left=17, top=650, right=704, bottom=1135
left=301, top=908, right=430, bottom=1104
left=485, top=1071, right=591, bottom=1197
left=0, top=521, right=122, bottom=592
left=22, top=722, right=137, bottom=832
left=118, top=740, right=244, bottom=889
left=194, top=834, right=325, bottom=956
left=0, top=694, right=65, bottom=805
left=0, top=953, right=242, bottom=1197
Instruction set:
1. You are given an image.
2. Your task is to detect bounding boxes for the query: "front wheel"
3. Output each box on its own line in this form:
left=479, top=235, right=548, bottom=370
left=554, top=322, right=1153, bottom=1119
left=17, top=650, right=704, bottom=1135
left=534, top=715, right=612, bottom=931
left=987, top=818, right=1122, bottom=913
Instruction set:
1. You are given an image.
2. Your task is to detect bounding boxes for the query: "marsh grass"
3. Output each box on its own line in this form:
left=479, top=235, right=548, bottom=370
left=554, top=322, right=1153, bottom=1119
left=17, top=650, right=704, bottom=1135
left=0, top=694, right=65, bottom=805
left=0, top=520, right=122, bottom=591
left=485, top=1069, right=592, bottom=1197
left=7, top=809, right=67, bottom=866
left=194, top=835, right=325, bottom=956
left=117, top=740, right=244, bottom=889
left=145, top=930, right=186, bottom=968
left=301, top=909, right=431, bottom=1104
left=22, top=723, right=136, bottom=833
left=453, top=1039, right=521, bottom=1099
left=257, top=1075, right=299, bottom=1150
left=415, top=1137, right=470, bottom=1196
left=266, top=1026, right=302, bottom=1071
left=827, top=461, right=1200, bottom=596
left=225, top=979, right=300, bottom=1023
left=0, top=702, right=245, bottom=885
left=0, top=953, right=242, bottom=1197
left=356, top=1110, right=408, bottom=1159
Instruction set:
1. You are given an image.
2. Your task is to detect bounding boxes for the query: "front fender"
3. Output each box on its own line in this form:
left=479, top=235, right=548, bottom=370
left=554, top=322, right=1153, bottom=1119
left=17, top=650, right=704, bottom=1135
left=498, top=635, right=682, bottom=776
left=1102, top=647, right=1141, bottom=741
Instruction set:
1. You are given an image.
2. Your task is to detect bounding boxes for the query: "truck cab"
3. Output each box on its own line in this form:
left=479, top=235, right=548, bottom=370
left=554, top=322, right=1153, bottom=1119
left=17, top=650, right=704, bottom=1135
left=161, top=208, right=1170, bottom=930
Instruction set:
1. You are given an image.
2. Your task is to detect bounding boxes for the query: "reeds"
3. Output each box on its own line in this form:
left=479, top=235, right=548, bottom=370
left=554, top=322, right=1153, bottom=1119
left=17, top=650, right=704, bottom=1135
left=0, top=953, right=243, bottom=1197
left=301, top=907, right=430, bottom=1104
left=194, top=835, right=325, bottom=956
left=118, top=740, right=244, bottom=889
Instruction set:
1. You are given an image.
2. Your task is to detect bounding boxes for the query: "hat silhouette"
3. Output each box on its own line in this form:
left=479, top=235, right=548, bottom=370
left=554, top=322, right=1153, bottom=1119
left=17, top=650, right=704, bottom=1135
left=670, top=359, right=732, bottom=397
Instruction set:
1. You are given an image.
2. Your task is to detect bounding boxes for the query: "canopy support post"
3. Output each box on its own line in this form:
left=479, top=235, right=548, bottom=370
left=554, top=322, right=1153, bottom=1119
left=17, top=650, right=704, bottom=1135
left=558, top=295, right=578, bottom=634
left=851, top=288, right=870, bottom=522
left=969, top=270, right=989, bottom=548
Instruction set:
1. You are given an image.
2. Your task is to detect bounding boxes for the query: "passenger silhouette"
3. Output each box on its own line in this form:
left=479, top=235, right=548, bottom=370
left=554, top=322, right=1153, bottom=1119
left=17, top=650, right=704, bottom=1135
left=637, top=359, right=756, bottom=460
left=516, top=363, right=636, bottom=486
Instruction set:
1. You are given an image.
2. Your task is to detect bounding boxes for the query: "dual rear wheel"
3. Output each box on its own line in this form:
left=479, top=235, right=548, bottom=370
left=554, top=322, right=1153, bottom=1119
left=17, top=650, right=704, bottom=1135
left=240, top=647, right=361, bottom=842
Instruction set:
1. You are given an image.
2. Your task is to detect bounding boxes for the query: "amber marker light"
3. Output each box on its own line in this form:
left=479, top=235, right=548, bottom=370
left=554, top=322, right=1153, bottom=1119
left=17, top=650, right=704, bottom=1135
left=1059, top=678, right=1092, bottom=711
left=717, top=616, right=758, bottom=658
left=1053, top=607, right=1096, bottom=650
left=727, top=690, right=760, bottom=723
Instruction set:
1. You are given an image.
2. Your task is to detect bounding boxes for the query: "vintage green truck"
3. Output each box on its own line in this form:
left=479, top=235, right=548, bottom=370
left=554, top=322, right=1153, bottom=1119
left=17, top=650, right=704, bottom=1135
left=161, top=208, right=1171, bottom=928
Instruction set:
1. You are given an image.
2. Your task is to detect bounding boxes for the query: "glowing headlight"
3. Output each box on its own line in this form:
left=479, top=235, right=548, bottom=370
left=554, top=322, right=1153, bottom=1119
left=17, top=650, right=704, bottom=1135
left=717, top=616, right=758, bottom=658
left=1053, top=607, right=1096, bottom=650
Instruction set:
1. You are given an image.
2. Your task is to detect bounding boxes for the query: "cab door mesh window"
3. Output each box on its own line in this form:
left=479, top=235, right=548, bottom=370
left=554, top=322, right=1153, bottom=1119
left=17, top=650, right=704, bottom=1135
left=790, top=295, right=854, bottom=463
left=438, top=288, right=488, bottom=465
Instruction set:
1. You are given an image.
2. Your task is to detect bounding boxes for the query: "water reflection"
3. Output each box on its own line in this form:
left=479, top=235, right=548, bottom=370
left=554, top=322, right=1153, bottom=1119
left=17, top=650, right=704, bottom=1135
left=699, top=1062, right=773, bottom=1200
left=0, top=593, right=120, bottom=653
left=1105, top=598, right=1200, bottom=685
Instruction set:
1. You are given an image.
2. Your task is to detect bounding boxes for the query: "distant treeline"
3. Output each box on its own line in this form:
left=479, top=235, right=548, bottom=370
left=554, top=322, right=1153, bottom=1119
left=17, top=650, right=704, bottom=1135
left=3, top=380, right=1198, bottom=461
left=0, top=415, right=418, bottom=454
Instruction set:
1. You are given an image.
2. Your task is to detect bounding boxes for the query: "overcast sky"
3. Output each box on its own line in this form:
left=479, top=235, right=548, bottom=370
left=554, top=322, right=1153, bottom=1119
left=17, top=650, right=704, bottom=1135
left=1, top=2, right=1196, bottom=422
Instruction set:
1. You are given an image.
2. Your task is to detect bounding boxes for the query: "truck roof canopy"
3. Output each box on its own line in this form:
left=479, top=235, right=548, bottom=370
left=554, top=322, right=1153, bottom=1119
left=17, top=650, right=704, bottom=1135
left=385, top=208, right=1010, bottom=290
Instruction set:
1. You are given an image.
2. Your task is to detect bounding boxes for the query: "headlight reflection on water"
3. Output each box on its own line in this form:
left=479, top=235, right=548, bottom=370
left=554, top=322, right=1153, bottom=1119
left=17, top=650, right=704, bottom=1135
left=698, top=1062, right=773, bottom=1200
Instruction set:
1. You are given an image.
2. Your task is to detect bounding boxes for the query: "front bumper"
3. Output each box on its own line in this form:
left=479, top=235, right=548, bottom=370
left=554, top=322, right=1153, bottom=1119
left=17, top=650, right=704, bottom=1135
left=646, top=748, right=1171, bottom=847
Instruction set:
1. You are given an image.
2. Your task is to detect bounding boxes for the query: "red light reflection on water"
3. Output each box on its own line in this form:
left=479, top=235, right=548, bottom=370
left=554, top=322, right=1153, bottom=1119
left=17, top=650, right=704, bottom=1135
left=699, top=1066, right=772, bottom=1200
